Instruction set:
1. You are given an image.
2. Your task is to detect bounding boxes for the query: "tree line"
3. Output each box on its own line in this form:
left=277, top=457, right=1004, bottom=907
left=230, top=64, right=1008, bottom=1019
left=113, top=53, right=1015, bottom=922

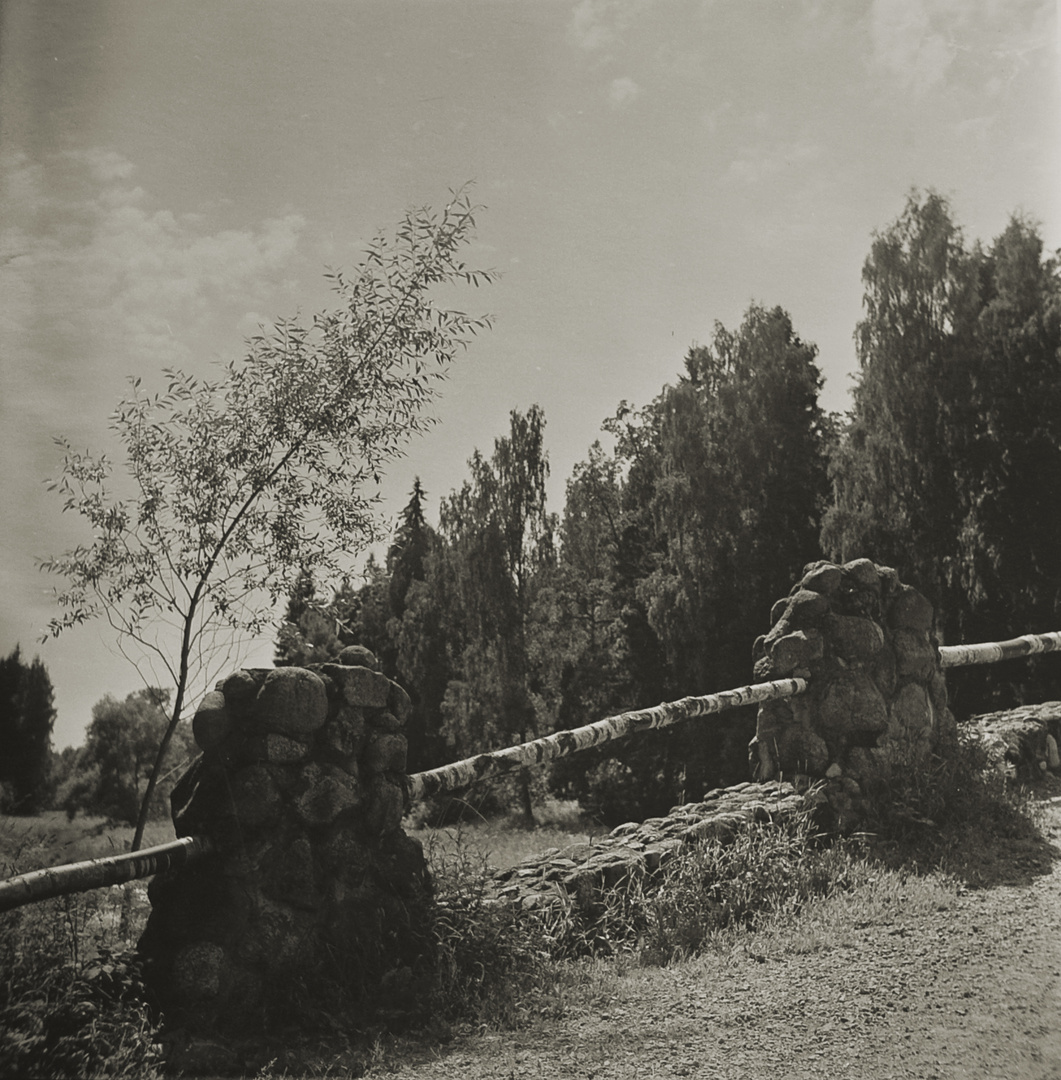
left=274, top=193, right=1061, bottom=824
left=0, top=647, right=192, bottom=824
left=8, top=189, right=1059, bottom=829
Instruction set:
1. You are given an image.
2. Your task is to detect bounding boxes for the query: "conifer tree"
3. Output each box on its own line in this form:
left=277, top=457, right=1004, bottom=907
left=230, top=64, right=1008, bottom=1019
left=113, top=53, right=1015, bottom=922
left=0, top=647, right=57, bottom=814
left=440, top=405, right=555, bottom=823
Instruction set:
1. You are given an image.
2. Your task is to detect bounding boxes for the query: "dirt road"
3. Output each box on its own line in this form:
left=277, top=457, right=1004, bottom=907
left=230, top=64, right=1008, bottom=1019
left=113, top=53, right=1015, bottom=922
left=383, top=798, right=1061, bottom=1080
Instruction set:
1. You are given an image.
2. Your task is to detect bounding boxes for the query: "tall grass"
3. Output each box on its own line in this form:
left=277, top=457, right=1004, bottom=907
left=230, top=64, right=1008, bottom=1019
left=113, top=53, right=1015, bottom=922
left=414, top=744, right=1042, bottom=1032
left=0, top=820, right=163, bottom=1079
left=413, top=806, right=875, bottom=1034
left=423, top=832, right=567, bottom=1031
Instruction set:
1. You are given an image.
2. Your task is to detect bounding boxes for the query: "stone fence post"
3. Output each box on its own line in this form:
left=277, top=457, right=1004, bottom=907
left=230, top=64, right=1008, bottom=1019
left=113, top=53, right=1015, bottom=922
left=138, top=646, right=430, bottom=1029
left=750, top=559, right=958, bottom=825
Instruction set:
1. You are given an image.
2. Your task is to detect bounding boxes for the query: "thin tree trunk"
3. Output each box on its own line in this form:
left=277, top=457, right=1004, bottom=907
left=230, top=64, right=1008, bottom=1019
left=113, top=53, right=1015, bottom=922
left=518, top=766, right=535, bottom=828
left=131, top=614, right=194, bottom=852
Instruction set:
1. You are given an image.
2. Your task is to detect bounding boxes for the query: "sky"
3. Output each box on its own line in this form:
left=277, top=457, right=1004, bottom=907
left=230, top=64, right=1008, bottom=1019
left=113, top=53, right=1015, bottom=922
left=1, top=0, right=1058, bottom=750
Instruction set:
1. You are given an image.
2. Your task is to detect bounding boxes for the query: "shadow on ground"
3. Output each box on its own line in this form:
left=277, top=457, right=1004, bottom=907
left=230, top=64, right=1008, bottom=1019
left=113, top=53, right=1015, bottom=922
left=866, top=773, right=1061, bottom=890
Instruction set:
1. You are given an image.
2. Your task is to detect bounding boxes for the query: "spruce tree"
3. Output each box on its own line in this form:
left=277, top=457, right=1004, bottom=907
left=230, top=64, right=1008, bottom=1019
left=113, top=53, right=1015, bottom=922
left=0, top=647, right=56, bottom=813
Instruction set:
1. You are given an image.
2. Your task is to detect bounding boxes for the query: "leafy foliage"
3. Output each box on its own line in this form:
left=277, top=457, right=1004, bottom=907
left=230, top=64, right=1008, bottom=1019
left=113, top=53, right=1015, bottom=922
left=439, top=406, right=557, bottom=823
left=548, top=305, right=831, bottom=817
left=40, top=189, right=495, bottom=847
left=275, top=480, right=454, bottom=773
left=0, top=828, right=162, bottom=1080
left=822, top=191, right=979, bottom=613
left=823, top=191, right=1061, bottom=712
left=56, top=689, right=193, bottom=825
left=0, top=931, right=161, bottom=1080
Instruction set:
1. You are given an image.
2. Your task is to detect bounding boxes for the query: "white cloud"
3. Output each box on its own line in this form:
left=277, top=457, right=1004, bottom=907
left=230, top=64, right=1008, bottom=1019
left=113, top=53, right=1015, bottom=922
left=700, top=102, right=733, bottom=134
left=608, top=75, right=642, bottom=107
left=953, top=114, right=996, bottom=141
left=870, top=0, right=957, bottom=94
left=722, top=140, right=821, bottom=187
left=78, top=147, right=136, bottom=184
left=867, top=0, right=1054, bottom=96
left=568, top=0, right=653, bottom=53
left=0, top=149, right=306, bottom=388
left=0, top=146, right=310, bottom=527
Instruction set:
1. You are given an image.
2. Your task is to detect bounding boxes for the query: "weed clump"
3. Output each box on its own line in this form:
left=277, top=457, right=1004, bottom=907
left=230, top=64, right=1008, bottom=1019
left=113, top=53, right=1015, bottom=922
left=0, top=825, right=163, bottom=1079
left=634, top=817, right=869, bottom=963
left=423, top=832, right=562, bottom=1030
left=419, top=805, right=873, bottom=1021
left=856, top=733, right=1039, bottom=853
left=0, top=894, right=163, bottom=1079
left=524, top=811, right=870, bottom=965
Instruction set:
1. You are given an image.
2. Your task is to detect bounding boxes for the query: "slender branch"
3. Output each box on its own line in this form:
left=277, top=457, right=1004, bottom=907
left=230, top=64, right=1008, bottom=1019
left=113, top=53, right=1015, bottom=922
left=130, top=198, right=487, bottom=849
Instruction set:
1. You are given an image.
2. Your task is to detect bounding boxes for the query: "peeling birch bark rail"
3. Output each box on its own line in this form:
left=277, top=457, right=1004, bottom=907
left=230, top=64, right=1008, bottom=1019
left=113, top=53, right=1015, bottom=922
left=406, top=677, right=809, bottom=801
left=939, top=632, right=1061, bottom=668
left=0, top=835, right=214, bottom=914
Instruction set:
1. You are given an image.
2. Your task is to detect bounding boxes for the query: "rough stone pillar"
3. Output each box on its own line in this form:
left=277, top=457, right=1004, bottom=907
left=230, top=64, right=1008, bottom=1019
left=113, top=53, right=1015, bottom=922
left=750, top=559, right=957, bottom=825
left=138, top=646, right=430, bottom=1029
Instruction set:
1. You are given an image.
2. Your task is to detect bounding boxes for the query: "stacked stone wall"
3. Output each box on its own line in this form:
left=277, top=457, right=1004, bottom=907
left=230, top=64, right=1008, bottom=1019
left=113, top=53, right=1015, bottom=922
left=489, top=780, right=810, bottom=912
left=965, top=702, right=1061, bottom=780
left=139, top=646, right=428, bottom=1029
left=750, top=559, right=958, bottom=824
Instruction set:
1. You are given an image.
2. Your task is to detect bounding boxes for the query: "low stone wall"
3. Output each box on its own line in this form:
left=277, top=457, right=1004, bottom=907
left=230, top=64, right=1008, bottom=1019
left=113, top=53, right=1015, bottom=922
left=489, top=780, right=811, bottom=912
left=750, top=559, right=958, bottom=825
left=139, top=647, right=429, bottom=1029
left=965, top=702, right=1061, bottom=781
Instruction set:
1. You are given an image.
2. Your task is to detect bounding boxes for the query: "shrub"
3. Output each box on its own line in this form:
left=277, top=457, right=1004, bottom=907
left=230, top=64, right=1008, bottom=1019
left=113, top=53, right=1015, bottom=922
left=858, top=732, right=1035, bottom=846
left=0, top=894, right=163, bottom=1079
left=422, top=831, right=559, bottom=1029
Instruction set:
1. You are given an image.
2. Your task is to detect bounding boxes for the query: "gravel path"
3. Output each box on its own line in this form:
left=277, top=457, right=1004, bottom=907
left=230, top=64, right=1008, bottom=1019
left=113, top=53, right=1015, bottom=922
left=381, top=799, right=1061, bottom=1080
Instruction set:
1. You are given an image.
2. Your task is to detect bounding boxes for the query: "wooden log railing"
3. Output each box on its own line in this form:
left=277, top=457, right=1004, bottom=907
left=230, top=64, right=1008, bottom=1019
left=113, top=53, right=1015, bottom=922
left=0, top=835, right=213, bottom=914
left=406, top=677, right=807, bottom=801
left=938, top=632, right=1061, bottom=668
left=1, top=630, right=1059, bottom=915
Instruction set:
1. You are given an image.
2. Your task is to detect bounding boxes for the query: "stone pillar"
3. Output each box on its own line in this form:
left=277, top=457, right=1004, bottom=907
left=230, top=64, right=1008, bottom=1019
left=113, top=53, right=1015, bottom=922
left=750, top=559, right=957, bottom=825
left=138, top=647, right=430, bottom=1029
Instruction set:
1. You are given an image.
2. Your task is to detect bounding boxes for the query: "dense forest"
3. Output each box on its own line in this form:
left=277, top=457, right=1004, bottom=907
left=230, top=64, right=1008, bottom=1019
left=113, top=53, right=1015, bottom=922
left=273, top=192, right=1061, bottom=823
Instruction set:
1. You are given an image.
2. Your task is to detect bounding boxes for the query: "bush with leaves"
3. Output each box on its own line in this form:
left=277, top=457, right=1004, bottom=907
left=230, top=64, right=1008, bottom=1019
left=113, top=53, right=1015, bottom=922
left=0, top=828, right=162, bottom=1080
left=56, top=689, right=193, bottom=825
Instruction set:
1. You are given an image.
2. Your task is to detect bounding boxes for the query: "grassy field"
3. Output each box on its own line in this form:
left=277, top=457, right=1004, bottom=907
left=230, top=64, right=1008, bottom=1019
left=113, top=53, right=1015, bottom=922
left=407, top=797, right=602, bottom=873
left=0, top=811, right=177, bottom=874
left=0, top=798, right=597, bottom=880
